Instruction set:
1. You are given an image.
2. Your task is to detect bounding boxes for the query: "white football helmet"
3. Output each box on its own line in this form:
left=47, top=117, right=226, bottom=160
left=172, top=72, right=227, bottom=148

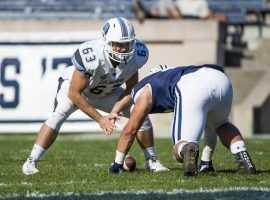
left=102, top=17, right=136, bottom=63
left=149, top=64, right=169, bottom=75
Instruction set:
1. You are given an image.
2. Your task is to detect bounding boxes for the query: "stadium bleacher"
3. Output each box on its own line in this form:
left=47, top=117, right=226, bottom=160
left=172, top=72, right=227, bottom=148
left=208, top=0, right=268, bottom=36
left=0, top=0, right=269, bottom=24
left=206, top=0, right=270, bottom=67
left=0, top=0, right=269, bottom=67
left=0, top=0, right=136, bottom=19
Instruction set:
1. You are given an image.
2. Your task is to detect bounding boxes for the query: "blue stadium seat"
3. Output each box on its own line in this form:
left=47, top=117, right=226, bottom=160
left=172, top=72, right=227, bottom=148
left=208, top=0, right=267, bottom=11
left=208, top=0, right=268, bottom=38
left=0, top=0, right=137, bottom=19
left=208, top=0, right=267, bottom=24
left=206, top=0, right=269, bottom=67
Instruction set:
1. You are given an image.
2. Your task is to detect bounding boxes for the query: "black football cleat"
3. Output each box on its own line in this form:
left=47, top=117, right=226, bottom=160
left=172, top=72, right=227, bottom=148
left=234, top=151, right=256, bottom=174
left=108, top=161, right=123, bottom=174
left=181, top=142, right=199, bottom=176
left=198, top=160, right=215, bottom=173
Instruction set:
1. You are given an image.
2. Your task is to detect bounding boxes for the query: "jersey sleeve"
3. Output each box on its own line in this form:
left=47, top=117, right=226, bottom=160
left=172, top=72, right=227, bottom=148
left=134, top=39, right=149, bottom=68
left=71, top=41, right=99, bottom=77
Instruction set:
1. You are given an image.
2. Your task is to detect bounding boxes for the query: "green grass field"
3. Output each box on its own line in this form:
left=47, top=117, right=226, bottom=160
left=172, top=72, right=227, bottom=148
left=0, top=134, right=270, bottom=199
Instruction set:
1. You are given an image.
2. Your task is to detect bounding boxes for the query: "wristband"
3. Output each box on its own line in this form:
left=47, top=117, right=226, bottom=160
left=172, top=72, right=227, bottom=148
left=115, top=150, right=126, bottom=164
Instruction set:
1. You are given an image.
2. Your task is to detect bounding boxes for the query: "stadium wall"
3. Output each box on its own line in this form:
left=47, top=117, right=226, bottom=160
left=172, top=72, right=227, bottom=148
left=0, top=19, right=220, bottom=134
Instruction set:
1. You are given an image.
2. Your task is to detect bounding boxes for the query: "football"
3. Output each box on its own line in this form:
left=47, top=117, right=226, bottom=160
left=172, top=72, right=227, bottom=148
left=123, top=155, right=136, bottom=172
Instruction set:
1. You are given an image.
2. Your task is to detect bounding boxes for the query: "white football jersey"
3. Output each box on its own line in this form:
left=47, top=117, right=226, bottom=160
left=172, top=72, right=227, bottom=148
left=61, top=38, right=149, bottom=97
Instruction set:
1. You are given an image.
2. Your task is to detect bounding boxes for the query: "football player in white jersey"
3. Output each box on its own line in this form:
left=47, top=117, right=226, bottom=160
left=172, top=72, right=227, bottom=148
left=22, top=17, right=169, bottom=175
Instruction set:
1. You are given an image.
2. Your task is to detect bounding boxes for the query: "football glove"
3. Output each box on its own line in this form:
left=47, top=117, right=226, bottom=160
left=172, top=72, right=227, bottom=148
left=108, top=161, right=123, bottom=173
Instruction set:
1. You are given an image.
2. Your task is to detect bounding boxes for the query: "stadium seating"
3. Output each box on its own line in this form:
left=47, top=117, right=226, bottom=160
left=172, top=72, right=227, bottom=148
left=208, top=0, right=267, bottom=35
left=0, top=0, right=136, bottom=19
left=208, top=0, right=267, bottom=11
left=206, top=0, right=269, bottom=67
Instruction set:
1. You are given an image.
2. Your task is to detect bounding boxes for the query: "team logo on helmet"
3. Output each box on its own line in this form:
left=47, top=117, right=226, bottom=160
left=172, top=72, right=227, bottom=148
left=102, top=23, right=110, bottom=36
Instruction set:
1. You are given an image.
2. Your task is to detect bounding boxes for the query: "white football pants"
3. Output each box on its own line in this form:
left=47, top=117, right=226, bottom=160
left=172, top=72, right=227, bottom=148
left=45, top=80, right=152, bottom=132
left=172, top=67, right=233, bottom=145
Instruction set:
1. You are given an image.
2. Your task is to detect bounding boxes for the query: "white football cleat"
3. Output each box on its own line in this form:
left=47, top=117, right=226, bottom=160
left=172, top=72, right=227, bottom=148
left=146, top=157, right=170, bottom=172
left=22, top=157, right=39, bottom=175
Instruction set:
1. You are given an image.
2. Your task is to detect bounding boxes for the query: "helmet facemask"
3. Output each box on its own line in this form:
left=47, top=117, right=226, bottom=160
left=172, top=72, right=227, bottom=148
left=105, top=40, right=135, bottom=63
left=102, top=17, right=136, bottom=63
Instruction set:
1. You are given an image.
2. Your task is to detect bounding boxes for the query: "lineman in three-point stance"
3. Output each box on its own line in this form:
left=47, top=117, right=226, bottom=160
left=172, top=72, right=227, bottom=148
left=109, top=64, right=256, bottom=175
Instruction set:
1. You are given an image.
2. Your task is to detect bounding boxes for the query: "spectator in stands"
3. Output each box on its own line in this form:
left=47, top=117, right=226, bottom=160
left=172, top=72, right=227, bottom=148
left=175, top=0, right=227, bottom=22
left=134, top=0, right=181, bottom=22
left=134, top=0, right=226, bottom=23
left=149, top=0, right=181, bottom=19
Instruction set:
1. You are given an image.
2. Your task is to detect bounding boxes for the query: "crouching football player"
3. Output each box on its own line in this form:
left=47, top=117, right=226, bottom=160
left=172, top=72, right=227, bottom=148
left=22, top=17, right=169, bottom=175
left=109, top=64, right=256, bottom=175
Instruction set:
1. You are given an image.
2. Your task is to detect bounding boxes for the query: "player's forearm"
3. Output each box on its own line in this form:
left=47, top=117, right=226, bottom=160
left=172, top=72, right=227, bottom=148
left=117, top=124, right=137, bottom=154
left=111, top=92, right=132, bottom=114
left=117, top=112, right=143, bottom=153
left=113, top=71, right=137, bottom=113
left=69, top=92, right=102, bottom=122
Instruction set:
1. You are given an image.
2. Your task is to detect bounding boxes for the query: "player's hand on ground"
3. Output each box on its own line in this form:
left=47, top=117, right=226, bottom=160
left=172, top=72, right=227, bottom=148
left=108, top=161, right=123, bottom=173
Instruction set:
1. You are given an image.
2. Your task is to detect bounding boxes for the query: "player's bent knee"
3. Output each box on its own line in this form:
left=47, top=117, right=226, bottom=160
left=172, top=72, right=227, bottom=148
left=45, top=112, right=67, bottom=132
left=139, top=116, right=153, bottom=132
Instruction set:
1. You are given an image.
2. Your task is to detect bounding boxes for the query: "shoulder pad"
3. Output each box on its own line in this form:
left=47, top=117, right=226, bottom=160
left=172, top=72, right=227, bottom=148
left=133, top=39, right=149, bottom=66
left=72, top=40, right=100, bottom=73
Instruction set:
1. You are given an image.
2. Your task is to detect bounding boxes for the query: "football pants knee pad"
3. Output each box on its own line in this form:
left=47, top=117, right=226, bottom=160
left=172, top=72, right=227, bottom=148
left=45, top=112, right=67, bottom=132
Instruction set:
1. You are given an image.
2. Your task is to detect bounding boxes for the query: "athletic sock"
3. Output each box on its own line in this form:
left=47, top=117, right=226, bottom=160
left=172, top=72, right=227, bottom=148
left=115, top=150, right=126, bottom=164
left=230, top=140, right=247, bottom=154
left=143, top=146, right=157, bottom=160
left=29, top=144, right=46, bottom=162
left=201, top=146, right=214, bottom=162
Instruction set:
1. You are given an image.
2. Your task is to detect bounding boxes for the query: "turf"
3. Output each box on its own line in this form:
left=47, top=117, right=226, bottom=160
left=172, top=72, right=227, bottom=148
left=0, top=134, right=270, bottom=199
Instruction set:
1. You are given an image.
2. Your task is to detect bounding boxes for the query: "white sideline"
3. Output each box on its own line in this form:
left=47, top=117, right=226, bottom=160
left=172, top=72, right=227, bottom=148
left=1, top=187, right=270, bottom=198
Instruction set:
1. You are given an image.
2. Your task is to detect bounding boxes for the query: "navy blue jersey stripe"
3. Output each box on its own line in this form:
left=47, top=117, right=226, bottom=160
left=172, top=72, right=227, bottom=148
left=53, top=77, right=64, bottom=112
left=172, top=106, right=177, bottom=145
left=72, top=58, right=92, bottom=77
left=172, top=86, right=182, bottom=145
left=71, top=52, right=92, bottom=77
left=175, top=86, right=182, bottom=145
left=117, top=17, right=128, bottom=38
left=71, top=56, right=85, bottom=71
left=72, top=49, right=84, bottom=69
